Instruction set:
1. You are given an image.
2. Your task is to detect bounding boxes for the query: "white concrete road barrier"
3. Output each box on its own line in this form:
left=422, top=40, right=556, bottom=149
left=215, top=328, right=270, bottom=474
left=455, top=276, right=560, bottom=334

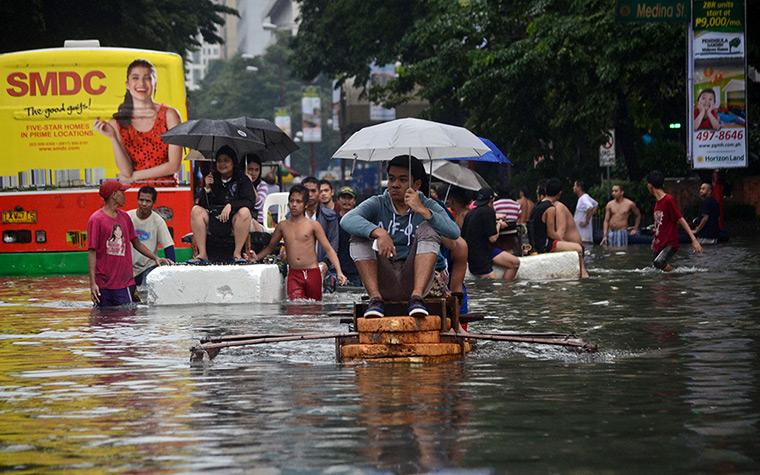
left=143, top=264, right=285, bottom=305
left=466, top=251, right=580, bottom=281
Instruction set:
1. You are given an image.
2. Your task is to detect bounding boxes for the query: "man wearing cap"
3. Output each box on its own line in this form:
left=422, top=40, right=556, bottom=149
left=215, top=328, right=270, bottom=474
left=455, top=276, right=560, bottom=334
left=336, top=186, right=361, bottom=285
left=88, top=180, right=172, bottom=307
left=462, top=187, right=521, bottom=280
left=337, top=186, right=357, bottom=217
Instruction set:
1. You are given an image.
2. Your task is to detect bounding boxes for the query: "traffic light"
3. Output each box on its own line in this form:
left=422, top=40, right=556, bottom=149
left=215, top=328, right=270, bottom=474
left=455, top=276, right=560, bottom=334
left=669, top=123, right=682, bottom=129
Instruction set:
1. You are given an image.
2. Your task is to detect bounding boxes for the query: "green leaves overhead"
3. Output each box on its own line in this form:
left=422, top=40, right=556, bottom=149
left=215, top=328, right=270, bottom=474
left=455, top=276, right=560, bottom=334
left=0, top=0, right=237, bottom=60
left=291, top=0, right=691, bottom=182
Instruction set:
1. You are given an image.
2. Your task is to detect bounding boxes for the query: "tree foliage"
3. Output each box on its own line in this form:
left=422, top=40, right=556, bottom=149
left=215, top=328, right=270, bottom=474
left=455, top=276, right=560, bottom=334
left=0, top=0, right=236, bottom=58
left=291, top=0, right=756, bottom=190
left=189, top=34, right=343, bottom=175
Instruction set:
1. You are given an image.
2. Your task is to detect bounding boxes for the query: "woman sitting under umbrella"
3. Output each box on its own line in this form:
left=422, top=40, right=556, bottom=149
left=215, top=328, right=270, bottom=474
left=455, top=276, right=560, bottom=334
left=189, top=145, right=255, bottom=263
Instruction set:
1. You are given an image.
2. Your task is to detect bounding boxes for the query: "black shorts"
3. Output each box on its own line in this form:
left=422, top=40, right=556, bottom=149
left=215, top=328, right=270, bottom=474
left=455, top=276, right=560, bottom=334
left=653, top=246, right=677, bottom=270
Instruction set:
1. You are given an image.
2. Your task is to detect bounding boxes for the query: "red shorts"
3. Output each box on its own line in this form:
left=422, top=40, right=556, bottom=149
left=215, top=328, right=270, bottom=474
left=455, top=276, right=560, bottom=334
left=287, top=267, right=322, bottom=301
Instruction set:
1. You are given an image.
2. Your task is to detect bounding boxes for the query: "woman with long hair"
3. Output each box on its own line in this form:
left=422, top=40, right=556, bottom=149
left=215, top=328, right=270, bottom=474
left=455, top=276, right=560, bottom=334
left=94, top=58, right=182, bottom=186
left=243, top=153, right=269, bottom=231
left=189, top=146, right=255, bottom=262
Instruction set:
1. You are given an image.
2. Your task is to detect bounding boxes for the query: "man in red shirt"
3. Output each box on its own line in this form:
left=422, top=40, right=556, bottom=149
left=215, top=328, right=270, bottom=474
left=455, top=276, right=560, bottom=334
left=647, top=170, right=702, bottom=271
left=88, top=180, right=171, bottom=307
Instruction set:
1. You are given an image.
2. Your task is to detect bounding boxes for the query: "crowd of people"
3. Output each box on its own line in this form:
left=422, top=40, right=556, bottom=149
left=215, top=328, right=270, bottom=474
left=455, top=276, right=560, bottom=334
left=85, top=57, right=716, bottom=312
left=87, top=151, right=719, bottom=310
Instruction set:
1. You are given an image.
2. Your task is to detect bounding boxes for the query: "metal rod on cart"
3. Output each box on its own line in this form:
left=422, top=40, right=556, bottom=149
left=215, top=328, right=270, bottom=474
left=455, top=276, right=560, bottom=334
left=443, top=331, right=598, bottom=352
left=192, top=332, right=359, bottom=356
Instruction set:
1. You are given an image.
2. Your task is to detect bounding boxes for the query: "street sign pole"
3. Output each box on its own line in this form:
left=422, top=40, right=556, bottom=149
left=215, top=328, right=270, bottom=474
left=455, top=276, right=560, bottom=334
left=599, top=129, right=616, bottom=201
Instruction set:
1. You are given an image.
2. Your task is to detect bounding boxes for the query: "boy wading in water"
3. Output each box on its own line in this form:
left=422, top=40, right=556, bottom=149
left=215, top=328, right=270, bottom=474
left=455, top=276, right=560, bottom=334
left=647, top=170, right=702, bottom=271
left=252, top=185, right=348, bottom=300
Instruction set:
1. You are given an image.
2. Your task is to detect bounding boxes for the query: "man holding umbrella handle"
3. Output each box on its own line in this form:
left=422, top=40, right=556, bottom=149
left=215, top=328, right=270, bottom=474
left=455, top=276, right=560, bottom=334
left=341, top=155, right=461, bottom=318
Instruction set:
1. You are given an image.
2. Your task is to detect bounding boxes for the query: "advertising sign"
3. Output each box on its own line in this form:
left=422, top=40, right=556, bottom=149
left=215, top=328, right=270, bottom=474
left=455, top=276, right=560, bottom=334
left=369, top=63, right=396, bottom=121
left=689, top=0, right=746, bottom=169
left=0, top=47, right=187, bottom=185
left=301, top=86, right=321, bottom=143
left=274, top=106, right=291, bottom=137
left=331, top=80, right=341, bottom=132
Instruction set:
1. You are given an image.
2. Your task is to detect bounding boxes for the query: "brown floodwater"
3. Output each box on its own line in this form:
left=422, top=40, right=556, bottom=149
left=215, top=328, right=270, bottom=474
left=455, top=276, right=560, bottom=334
left=1, top=239, right=758, bottom=473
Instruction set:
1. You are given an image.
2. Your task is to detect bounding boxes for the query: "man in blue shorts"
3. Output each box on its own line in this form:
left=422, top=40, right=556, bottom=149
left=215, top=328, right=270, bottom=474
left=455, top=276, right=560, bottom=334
left=462, top=188, right=520, bottom=280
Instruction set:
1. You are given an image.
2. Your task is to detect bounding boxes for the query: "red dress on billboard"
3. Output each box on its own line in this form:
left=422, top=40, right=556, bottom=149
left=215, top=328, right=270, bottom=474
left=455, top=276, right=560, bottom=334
left=118, top=104, right=177, bottom=187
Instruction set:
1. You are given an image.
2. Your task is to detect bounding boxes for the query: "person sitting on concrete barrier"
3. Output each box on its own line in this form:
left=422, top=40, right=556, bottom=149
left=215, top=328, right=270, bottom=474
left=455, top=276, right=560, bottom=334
left=244, top=152, right=268, bottom=232
left=528, top=178, right=589, bottom=279
left=252, top=185, right=348, bottom=300
left=189, top=146, right=255, bottom=263
left=128, top=185, right=175, bottom=285
left=341, top=155, right=461, bottom=318
left=517, top=187, right=534, bottom=225
left=493, top=183, right=522, bottom=223
left=463, top=187, right=520, bottom=280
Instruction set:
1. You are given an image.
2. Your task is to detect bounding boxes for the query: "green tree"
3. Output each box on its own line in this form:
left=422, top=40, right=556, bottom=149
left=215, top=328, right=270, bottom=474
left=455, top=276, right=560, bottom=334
left=290, top=0, right=721, bottom=188
left=0, top=0, right=236, bottom=59
left=189, top=34, right=342, bottom=176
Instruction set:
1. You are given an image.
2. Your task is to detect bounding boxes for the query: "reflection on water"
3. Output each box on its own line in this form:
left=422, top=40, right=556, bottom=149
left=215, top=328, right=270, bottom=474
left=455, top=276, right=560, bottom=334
left=1, top=240, right=759, bottom=473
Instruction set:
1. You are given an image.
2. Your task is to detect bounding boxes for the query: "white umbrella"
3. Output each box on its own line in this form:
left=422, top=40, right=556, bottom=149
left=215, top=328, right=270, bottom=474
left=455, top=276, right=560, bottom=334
left=424, top=160, right=488, bottom=191
left=332, top=118, right=490, bottom=161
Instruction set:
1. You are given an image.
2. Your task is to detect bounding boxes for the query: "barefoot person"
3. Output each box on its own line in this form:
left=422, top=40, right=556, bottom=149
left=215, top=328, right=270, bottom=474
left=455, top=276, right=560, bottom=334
left=529, top=178, right=589, bottom=278
left=252, top=185, right=348, bottom=300
left=94, top=59, right=182, bottom=186
left=647, top=170, right=702, bottom=271
left=190, top=146, right=254, bottom=262
left=537, top=180, right=582, bottom=246
left=600, top=184, right=642, bottom=248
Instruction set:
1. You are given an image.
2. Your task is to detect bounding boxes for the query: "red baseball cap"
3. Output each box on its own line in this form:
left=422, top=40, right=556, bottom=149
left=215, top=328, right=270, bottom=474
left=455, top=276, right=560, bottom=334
left=99, top=180, right=130, bottom=199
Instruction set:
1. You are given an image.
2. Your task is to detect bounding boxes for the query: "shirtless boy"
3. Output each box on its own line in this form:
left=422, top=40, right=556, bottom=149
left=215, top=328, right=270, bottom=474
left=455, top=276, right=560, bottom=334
left=537, top=180, right=582, bottom=246
left=529, top=178, right=589, bottom=278
left=252, top=185, right=348, bottom=300
left=517, top=187, right=534, bottom=225
left=600, top=184, right=642, bottom=247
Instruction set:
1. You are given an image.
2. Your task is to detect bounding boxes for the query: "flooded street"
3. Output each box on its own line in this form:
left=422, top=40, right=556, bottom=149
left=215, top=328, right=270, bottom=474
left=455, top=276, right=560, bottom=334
left=1, top=239, right=759, bottom=473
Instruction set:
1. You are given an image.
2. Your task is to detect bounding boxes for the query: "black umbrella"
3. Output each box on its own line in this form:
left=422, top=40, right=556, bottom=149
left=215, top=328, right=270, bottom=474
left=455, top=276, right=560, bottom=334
left=161, top=119, right=266, bottom=160
left=226, top=117, right=299, bottom=162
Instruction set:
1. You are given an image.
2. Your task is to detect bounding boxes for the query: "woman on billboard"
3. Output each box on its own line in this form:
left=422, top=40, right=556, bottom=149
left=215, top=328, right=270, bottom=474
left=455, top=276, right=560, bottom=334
left=94, top=59, right=182, bottom=186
